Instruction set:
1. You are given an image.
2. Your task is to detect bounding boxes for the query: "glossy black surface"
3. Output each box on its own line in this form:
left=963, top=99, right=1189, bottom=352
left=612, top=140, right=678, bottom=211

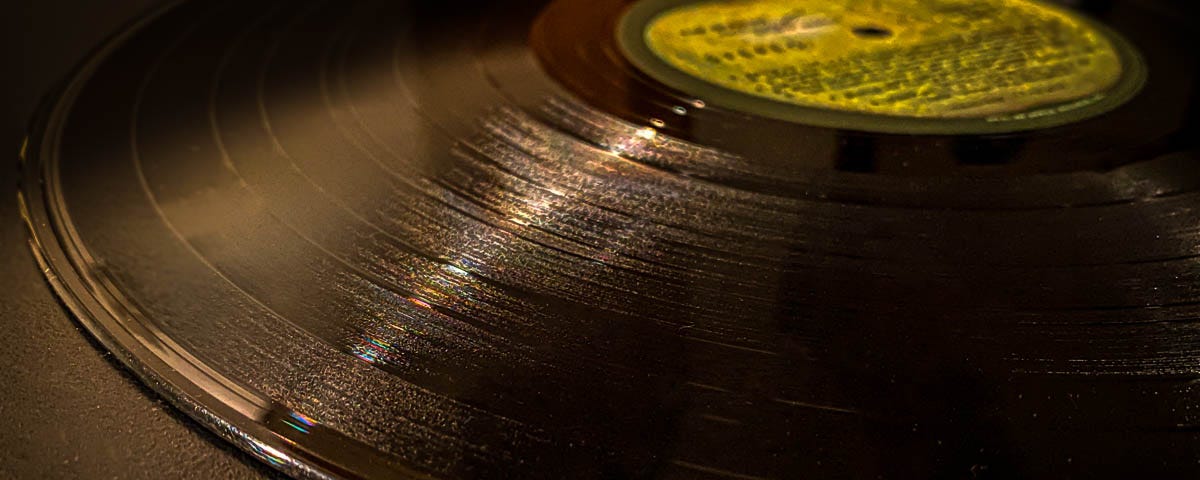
left=19, top=0, right=1200, bottom=478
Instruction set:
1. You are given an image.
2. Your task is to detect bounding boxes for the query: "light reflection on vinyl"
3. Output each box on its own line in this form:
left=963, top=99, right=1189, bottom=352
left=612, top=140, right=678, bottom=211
left=18, top=0, right=1200, bottom=478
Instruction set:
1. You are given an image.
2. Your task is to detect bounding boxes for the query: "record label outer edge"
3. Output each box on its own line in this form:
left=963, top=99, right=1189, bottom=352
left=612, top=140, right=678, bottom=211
left=616, top=0, right=1148, bottom=134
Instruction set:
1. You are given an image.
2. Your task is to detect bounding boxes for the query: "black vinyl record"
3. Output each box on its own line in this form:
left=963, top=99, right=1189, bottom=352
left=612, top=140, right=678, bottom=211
left=17, top=0, right=1200, bottom=478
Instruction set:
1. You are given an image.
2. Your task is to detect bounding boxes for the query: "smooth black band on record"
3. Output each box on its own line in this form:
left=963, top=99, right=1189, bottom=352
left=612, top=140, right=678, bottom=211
left=532, top=0, right=1194, bottom=176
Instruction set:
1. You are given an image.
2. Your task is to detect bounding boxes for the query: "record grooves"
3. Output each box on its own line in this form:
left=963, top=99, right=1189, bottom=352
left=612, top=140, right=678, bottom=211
left=17, top=0, right=1200, bottom=478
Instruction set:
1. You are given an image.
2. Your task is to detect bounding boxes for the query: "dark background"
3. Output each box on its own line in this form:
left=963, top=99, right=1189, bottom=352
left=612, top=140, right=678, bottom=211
left=0, top=1, right=275, bottom=477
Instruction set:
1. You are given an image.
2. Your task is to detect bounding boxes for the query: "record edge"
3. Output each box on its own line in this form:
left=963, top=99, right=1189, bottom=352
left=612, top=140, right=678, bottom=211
left=14, top=2, right=417, bottom=478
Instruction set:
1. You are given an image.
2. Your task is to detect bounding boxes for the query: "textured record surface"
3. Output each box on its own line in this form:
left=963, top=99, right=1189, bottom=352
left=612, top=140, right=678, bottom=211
left=18, top=0, right=1200, bottom=478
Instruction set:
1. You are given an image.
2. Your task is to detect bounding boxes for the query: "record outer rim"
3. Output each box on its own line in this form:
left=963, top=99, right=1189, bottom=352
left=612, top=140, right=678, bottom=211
left=16, top=2, right=425, bottom=479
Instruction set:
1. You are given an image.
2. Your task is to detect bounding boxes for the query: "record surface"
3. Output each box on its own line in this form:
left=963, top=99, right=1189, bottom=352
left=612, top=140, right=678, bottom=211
left=17, top=0, right=1200, bottom=478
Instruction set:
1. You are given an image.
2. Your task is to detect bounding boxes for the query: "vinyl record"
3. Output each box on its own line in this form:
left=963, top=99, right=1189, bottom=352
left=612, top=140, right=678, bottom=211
left=17, top=0, right=1200, bottom=478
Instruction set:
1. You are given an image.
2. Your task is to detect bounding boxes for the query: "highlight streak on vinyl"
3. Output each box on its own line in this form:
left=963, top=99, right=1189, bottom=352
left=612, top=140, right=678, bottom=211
left=18, top=0, right=1200, bottom=478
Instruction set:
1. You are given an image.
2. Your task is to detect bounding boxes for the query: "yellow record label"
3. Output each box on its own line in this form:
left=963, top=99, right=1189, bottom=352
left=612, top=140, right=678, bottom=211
left=618, top=0, right=1145, bottom=133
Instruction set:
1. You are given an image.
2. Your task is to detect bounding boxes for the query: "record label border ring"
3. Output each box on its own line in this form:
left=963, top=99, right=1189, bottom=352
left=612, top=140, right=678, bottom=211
left=616, top=0, right=1149, bottom=134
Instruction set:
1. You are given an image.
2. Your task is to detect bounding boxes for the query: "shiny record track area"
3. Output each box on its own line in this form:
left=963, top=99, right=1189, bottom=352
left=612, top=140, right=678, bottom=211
left=17, top=0, right=1200, bottom=478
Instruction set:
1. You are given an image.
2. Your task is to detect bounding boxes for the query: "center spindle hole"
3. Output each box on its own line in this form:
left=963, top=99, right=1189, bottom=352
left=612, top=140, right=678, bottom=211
left=852, top=25, right=893, bottom=38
